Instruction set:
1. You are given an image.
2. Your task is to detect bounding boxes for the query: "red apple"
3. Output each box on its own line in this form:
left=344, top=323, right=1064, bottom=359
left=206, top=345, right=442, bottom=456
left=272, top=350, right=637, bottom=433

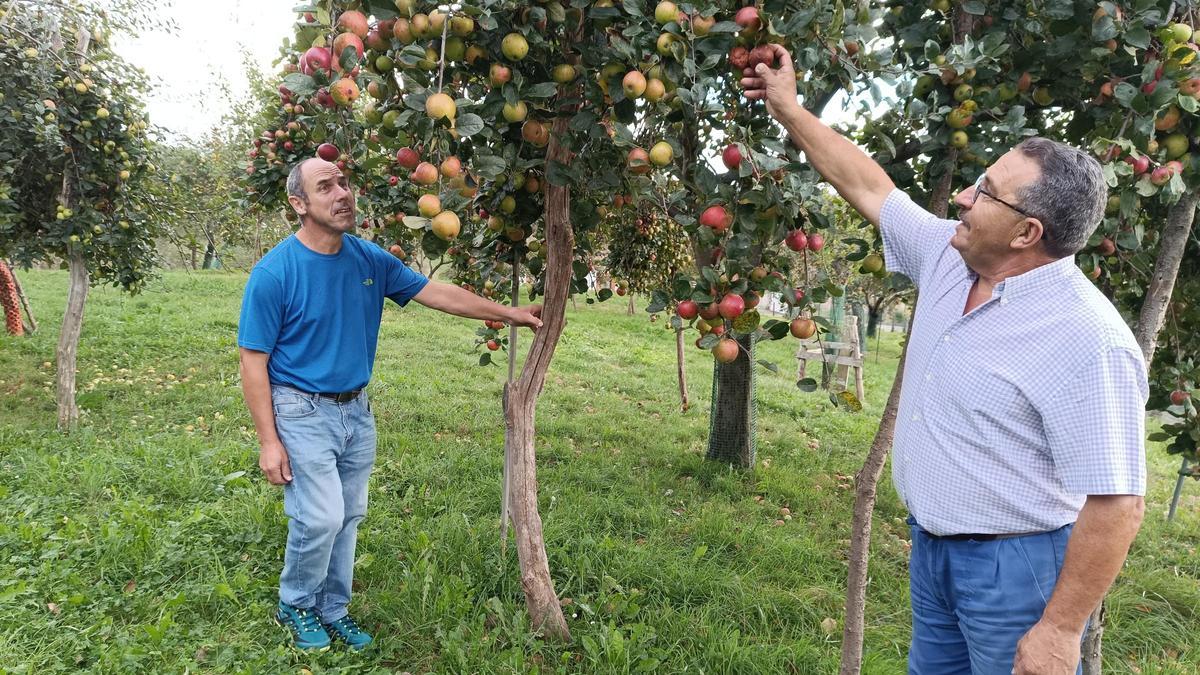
left=1170, top=389, right=1190, bottom=406
left=396, top=147, right=420, bottom=169
left=301, top=46, right=333, bottom=76
left=748, top=45, right=776, bottom=69
left=807, top=233, right=825, bottom=251
left=410, top=162, right=439, bottom=185
left=729, top=46, right=750, bottom=70
left=337, top=10, right=369, bottom=38
left=722, top=144, right=742, bottom=170
left=712, top=337, right=740, bottom=363
left=699, top=302, right=721, bottom=320
left=734, top=6, right=760, bottom=37
left=790, top=317, right=816, bottom=339
left=677, top=300, right=699, bottom=319
left=718, top=293, right=745, bottom=319
left=316, top=143, right=340, bottom=162
left=1124, top=155, right=1150, bottom=176
left=700, top=205, right=730, bottom=233
left=785, top=229, right=809, bottom=251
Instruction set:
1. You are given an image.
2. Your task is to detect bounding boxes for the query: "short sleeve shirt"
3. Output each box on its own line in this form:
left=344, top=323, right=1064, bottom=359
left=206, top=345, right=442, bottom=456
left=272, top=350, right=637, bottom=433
left=238, top=233, right=429, bottom=393
left=879, top=189, right=1147, bottom=535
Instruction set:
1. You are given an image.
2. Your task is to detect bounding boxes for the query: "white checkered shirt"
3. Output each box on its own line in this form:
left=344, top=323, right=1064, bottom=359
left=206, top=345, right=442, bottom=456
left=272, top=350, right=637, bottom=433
left=880, top=189, right=1148, bottom=536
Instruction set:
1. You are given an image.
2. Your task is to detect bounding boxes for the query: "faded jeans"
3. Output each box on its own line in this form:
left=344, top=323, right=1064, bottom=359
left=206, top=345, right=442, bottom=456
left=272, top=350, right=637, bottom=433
left=271, top=384, right=375, bottom=622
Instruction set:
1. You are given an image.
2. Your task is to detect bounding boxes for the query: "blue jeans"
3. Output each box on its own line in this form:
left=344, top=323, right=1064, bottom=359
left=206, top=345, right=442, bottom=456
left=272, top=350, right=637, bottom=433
left=272, top=384, right=376, bottom=622
left=908, top=517, right=1080, bottom=675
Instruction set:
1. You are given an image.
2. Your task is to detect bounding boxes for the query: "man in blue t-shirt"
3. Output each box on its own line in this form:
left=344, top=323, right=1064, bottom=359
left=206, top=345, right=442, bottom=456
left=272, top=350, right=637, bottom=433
left=238, top=157, right=542, bottom=652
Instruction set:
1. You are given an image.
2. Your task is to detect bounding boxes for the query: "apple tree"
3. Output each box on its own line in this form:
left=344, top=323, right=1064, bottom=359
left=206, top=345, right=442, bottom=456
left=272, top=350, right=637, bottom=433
left=250, top=0, right=909, bottom=638
left=0, top=2, right=160, bottom=429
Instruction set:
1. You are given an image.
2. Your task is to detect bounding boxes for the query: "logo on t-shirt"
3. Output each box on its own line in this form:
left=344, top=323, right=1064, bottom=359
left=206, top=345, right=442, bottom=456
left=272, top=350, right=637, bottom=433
left=362, top=278, right=374, bottom=286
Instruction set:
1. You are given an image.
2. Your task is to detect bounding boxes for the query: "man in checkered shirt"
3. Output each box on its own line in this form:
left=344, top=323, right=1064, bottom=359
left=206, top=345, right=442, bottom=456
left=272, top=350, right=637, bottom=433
left=742, top=46, right=1147, bottom=674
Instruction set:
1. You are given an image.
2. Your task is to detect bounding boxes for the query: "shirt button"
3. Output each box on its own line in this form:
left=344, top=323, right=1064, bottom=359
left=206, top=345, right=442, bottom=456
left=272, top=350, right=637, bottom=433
left=925, top=373, right=931, bottom=381
left=1000, top=297, right=1008, bottom=305
left=943, top=335, right=951, bottom=342
left=911, top=413, right=920, bottom=421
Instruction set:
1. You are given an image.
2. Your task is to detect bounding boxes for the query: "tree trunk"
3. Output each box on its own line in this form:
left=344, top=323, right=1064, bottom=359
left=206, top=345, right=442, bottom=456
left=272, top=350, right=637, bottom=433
left=501, top=116, right=573, bottom=641
left=839, top=130, right=959, bottom=671
left=1080, top=191, right=1198, bottom=674
left=1132, top=191, right=1196, bottom=366
left=840, top=313, right=913, bottom=674
left=56, top=250, right=88, bottom=430
left=10, top=264, right=36, bottom=332
left=866, top=305, right=882, bottom=338
left=627, top=294, right=635, bottom=315
left=1080, top=604, right=1105, bottom=675
left=675, top=327, right=690, bottom=412
left=705, top=332, right=755, bottom=467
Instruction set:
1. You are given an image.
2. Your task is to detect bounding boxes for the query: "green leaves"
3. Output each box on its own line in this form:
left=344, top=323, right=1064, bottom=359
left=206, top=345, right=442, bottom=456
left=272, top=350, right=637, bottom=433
left=796, top=378, right=819, bottom=392
left=281, top=73, right=316, bottom=97
left=455, top=113, right=484, bottom=138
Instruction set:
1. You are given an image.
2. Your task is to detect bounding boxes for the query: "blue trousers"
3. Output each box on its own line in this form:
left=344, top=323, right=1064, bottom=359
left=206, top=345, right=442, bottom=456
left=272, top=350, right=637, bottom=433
left=907, top=517, right=1080, bottom=674
left=272, top=385, right=376, bottom=622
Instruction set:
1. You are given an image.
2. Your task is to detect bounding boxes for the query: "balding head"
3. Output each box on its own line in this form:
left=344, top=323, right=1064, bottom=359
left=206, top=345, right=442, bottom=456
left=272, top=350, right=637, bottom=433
left=286, top=157, right=322, bottom=203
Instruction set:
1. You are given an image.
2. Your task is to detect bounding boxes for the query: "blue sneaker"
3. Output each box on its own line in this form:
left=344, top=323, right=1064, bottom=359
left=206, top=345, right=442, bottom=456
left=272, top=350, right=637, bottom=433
left=323, top=614, right=373, bottom=650
left=274, top=602, right=331, bottom=651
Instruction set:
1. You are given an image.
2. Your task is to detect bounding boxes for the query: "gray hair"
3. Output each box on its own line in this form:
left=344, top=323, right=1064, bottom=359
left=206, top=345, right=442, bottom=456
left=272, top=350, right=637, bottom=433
left=286, top=160, right=309, bottom=203
left=1012, top=137, right=1107, bottom=258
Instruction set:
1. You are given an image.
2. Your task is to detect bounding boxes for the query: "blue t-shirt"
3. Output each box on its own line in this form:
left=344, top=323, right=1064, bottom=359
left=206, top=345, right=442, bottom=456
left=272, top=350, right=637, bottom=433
left=237, top=233, right=429, bottom=393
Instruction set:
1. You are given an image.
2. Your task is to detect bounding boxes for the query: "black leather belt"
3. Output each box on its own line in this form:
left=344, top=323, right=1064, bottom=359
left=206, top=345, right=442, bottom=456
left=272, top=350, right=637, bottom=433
left=316, top=390, right=361, bottom=403
left=931, top=531, right=1037, bottom=542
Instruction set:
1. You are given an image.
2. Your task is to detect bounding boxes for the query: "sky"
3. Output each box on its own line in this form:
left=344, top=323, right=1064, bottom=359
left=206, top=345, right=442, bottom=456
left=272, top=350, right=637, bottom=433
left=112, top=0, right=297, bottom=141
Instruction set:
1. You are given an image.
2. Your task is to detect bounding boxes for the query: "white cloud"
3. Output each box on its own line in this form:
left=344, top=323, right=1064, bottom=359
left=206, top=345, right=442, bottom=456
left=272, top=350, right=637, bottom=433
left=111, top=0, right=297, bottom=141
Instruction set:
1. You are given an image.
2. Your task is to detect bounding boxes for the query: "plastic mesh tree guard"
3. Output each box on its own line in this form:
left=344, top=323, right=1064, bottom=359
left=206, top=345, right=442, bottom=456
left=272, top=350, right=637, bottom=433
left=705, top=332, right=756, bottom=468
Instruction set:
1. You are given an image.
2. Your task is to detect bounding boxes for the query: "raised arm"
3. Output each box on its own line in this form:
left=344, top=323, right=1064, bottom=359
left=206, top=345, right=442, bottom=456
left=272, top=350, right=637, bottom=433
left=740, top=44, right=895, bottom=227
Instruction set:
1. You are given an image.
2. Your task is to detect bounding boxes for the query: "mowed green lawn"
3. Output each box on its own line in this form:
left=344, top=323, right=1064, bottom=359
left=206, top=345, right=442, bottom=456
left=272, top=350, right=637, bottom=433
left=0, top=270, right=1197, bottom=674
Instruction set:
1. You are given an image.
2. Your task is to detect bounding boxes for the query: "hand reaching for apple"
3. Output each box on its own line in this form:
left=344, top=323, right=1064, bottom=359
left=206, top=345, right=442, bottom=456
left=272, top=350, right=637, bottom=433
left=739, top=43, right=799, bottom=120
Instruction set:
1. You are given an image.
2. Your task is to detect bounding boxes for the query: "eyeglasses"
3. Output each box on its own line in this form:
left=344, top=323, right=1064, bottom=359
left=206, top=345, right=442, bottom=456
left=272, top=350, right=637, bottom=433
left=970, top=173, right=1035, bottom=218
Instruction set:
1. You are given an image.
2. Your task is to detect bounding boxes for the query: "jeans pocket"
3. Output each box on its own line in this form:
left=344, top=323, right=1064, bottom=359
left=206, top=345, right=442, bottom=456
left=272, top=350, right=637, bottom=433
left=273, top=391, right=317, bottom=419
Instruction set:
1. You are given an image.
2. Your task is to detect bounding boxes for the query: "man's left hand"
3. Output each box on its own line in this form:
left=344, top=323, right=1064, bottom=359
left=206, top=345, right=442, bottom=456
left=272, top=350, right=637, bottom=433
left=508, top=305, right=543, bottom=330
left=1012, top=621, right=1081, bottom=675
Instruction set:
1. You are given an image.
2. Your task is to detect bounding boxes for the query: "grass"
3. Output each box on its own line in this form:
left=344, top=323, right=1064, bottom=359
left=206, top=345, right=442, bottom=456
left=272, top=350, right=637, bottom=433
left=0, top=269, right=1197, bottom=674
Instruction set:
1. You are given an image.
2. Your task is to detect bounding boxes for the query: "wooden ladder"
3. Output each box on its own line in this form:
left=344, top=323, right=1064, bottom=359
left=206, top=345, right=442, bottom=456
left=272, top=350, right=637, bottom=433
left=796, top=314, right=865, bottom=402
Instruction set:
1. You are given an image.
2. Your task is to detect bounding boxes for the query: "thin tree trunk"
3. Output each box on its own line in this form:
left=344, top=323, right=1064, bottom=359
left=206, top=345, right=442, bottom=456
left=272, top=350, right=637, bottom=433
left=675, top=327, right=689, bottom=412
left=840, top=132, right=959, bottom=672
left=10, top=265, right=36, bottom=332
left=866, top=306, right=881, bottom=338
left=840, top=313, right=913, bottom=674
left=56, top=251, right=88, bottom=430
left=627, top=294, right=635, bottom=315
left=1081, top=191, right=1198, bottom=674
left=54, top=27, right=91, bottom=431
left=1132, top=191, right=1196, bottom=366
left=501, top=115, right=573, bottom=641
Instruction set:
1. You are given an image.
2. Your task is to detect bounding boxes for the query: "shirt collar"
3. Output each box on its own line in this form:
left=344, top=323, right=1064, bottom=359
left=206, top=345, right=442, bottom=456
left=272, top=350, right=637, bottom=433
left=993, top=256, right=1077, bottom=300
